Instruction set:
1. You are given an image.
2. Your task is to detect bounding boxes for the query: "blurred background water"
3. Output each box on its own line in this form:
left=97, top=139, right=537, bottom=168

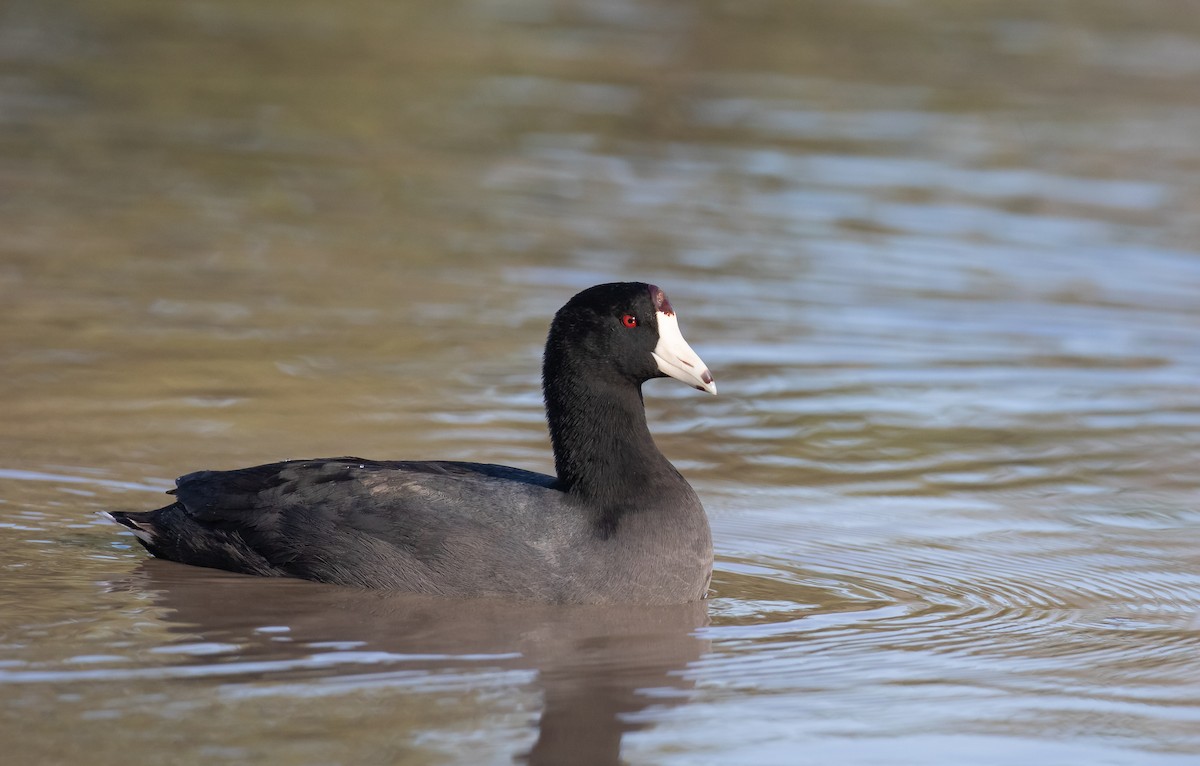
left=2, top=1, right=1200, bottom=764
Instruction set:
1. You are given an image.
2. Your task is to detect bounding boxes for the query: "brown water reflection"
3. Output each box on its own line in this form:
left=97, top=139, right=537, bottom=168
left=113, top=563, right=708, bottom=766
left=4, top=0, right=1200, bottom=763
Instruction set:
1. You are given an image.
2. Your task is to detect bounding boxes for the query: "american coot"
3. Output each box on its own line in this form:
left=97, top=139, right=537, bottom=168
left=106, top=282, right=716, bottom=605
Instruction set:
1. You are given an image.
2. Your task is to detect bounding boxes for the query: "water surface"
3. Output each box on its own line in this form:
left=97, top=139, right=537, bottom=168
left=2, top=1, right=1200, bottom=764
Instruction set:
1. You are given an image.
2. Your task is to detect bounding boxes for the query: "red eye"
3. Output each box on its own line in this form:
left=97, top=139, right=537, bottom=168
left=621, top=314, right=638, bottom=328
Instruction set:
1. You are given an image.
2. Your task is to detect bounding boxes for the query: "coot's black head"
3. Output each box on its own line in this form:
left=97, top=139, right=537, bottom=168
left=543, top=282, right=716, bottom=395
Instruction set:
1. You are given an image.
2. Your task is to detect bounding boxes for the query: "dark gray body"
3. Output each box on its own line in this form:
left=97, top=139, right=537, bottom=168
left=123, top=457, right=712, bottom=605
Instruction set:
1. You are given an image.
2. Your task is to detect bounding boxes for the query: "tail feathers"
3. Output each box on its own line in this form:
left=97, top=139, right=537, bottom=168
left=102, top=511, right=157, bottom=544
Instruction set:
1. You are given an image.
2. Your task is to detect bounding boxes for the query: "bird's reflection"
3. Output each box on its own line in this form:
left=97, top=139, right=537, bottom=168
left=118, top=560, right=710, bottom=765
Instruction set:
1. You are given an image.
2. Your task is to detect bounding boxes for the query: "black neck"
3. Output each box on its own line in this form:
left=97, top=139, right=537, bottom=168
left=543, top=362, right=679, bottom=520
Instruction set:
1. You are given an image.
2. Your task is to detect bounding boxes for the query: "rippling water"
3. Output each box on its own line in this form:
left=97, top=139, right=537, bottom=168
left=3, top=1, right=1200, bottom=764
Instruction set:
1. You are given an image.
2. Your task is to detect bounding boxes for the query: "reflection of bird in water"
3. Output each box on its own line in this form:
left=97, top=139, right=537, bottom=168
left=116, top=560, right=710, bottom=765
